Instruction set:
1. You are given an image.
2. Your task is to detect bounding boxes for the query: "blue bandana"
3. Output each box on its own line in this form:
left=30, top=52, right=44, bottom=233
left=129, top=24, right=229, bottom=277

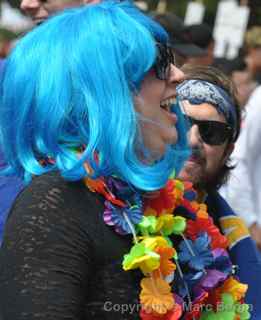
left=176, top=80, right=237, bottom=140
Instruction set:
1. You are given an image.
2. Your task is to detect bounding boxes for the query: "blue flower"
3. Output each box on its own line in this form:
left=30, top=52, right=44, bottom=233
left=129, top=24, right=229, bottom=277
left=184, top=189, right=197, bottom=201
left=178, top=232, right=214, bottom=270
left=173, top=270, right=204, bottom=298
left=104, top=201, right=143, bottom=235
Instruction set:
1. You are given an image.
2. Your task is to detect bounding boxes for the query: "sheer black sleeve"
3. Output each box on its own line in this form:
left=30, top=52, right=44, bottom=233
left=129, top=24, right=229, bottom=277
left=0, top=173, right=103, bottom=319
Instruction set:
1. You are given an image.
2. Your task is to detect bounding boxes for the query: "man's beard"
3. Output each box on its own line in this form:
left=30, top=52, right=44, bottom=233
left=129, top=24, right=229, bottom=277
left=178, top=146, right=221, bottom=191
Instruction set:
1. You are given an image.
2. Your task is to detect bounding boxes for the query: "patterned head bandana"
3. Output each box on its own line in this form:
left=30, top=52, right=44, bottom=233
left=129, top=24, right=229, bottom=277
left=176, top=80, right=237, bottom=140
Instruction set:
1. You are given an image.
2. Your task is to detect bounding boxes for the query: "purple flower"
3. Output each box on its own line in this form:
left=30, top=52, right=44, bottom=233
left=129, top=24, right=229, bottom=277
left=103, top=201, right=142, bottom=235
left=195, top=269, right=227, bottom=293
left=210, top=248, right=233, bottom=275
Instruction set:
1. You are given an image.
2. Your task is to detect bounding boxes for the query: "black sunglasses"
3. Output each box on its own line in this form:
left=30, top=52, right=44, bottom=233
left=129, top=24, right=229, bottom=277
left=154, top=42, right=175, bottom=80
left=186, top=116, right=233, bottom=146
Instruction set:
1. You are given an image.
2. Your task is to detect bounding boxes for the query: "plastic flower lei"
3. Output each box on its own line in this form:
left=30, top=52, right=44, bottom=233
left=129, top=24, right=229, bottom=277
left=84, top=175, right=251, bottom=320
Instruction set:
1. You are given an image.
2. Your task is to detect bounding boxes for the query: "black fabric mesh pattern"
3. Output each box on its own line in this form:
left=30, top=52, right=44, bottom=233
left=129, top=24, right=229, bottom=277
left=0, top=172, right=142, bottom=319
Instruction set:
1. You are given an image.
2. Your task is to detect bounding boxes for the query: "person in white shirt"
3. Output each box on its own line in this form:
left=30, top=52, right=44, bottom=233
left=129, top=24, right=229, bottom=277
left=221, top=85, right=261, bottom=249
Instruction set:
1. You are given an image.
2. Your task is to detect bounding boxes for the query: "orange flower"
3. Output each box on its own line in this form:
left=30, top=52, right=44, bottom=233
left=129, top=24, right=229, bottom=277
left=153, top=247, right=176, bottom=278
left=140, top=277, right=175, bottom=315
left=218, top=277, right=248, bottom=301
left=83, top=176, right=125, bottom=207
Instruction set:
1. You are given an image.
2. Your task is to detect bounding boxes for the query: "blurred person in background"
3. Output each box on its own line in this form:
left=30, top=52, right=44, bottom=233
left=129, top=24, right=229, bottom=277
left=244, top=26, right=261, bottom=84
left=220, top=56, right=261, bottom=249
left=20, top=0, right=101, bottom=24
left=176, top=65, right=261, bottom=316
left=0, top=28, right=24, bottom=244
left=185, top=23, right=214, bottom=66
left=153, top=13, right=207, bottom=67
left=228, top=57, right=258, bottom=109
left=219, top=29, right=261, bottom=249
left=220, top=84, right=261, bottom=250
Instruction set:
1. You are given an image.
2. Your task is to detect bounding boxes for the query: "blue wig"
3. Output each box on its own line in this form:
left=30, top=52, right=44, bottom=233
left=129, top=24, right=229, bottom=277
left=0, top=1, right=189, bottom=191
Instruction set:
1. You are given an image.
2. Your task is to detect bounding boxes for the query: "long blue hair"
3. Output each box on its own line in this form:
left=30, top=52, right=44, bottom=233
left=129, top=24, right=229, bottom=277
left=0, top=1, right=189, bottom=191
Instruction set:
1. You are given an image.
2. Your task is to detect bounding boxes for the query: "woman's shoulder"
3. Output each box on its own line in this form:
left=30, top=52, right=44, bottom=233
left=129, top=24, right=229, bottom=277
left=13, top=171, right=99, bottom=213
left=5, top=172, right=128, bottom=261
left=5, top=172, right=105, bottom=245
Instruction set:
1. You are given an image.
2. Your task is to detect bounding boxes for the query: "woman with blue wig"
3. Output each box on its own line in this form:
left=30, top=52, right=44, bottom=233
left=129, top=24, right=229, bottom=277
left=0, top=1, right=190, bottom=319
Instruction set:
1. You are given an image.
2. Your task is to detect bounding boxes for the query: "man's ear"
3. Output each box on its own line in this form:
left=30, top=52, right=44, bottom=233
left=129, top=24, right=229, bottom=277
left=223, top=143, right=235, bottom=163
left=83, top=0, right=101, bottom=4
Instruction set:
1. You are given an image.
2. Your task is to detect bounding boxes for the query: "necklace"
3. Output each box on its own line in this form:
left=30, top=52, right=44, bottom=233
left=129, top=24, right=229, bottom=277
left=84, top=175, right=251, bottom=320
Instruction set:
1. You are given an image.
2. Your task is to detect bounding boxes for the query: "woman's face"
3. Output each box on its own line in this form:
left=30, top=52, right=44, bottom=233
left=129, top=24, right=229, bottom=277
left=135, top=64, right=185, bottom=159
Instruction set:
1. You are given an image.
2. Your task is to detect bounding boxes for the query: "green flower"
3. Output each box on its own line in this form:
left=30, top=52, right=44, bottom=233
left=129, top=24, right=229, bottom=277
left=199, top=293, right=251, bottom=320
left=172, top=216, right=186, bottom=235
left=122, top=242, right=160, bottom=274
left=138, top=216, right=157, bottom=235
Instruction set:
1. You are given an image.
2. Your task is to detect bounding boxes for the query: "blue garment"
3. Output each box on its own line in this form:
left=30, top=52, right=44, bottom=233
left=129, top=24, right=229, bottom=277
left=0, top=60, right=25, bottom=244
left=206, top=191, right=261, bottom=320
left=0, top=151, right=24, bottom=245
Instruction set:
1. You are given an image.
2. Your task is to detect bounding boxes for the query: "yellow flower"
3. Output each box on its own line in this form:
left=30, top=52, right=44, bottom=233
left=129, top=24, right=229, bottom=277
left=140, top=277, right=175, bottom=315
left=141, top=236, right=169, bottom=251
left=156, top=214, right=175, bottom=234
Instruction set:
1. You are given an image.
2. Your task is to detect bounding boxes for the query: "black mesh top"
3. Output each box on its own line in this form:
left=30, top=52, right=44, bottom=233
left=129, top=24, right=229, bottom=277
left=0, top=172, right=143, bottom=319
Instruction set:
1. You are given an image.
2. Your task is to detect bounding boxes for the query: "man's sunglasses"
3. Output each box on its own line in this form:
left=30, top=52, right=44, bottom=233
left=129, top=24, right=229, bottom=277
left=186, top=115, right=233, bottom=146
left=154, top=42, right=175, bottom=80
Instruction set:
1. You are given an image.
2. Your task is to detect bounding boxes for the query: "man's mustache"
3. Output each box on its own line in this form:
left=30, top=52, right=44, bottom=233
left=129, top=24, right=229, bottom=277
left=189, top=147, right=205, bottom=164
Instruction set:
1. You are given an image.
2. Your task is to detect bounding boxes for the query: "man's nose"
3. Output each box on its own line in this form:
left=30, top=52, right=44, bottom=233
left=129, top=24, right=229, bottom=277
left=20, top=0, right=40, bottom=13
left=188, top=124, right=203, bottom=147
left=168, top=65, right=185, bottom=85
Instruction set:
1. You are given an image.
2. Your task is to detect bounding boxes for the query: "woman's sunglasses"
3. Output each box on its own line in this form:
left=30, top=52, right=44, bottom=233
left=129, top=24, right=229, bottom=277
left=186, top=115, right=233, bottom=146
left=154, top=42, right=175, bottom=80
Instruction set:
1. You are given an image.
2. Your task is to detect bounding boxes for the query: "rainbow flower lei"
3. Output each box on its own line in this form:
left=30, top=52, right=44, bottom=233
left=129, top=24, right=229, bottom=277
left=84, top=176, right=251, bottom=320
